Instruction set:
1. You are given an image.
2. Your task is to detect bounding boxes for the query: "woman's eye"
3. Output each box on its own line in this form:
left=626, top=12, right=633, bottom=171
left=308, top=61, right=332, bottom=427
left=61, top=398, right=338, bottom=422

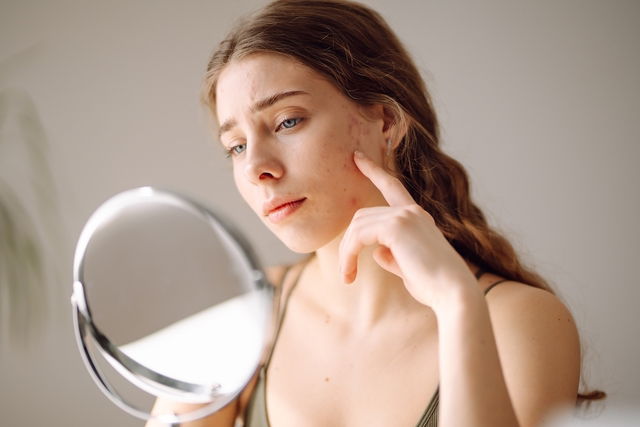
left=277, top=117, right=302, bottom=131
left=225, top=144, right=246, bottom=158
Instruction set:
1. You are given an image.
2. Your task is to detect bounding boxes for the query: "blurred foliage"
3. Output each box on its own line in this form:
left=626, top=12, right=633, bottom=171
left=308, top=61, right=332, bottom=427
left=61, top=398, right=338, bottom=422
left=0, top=49, right=61, bottom=349
left=0, top=180, right=46, bottom=346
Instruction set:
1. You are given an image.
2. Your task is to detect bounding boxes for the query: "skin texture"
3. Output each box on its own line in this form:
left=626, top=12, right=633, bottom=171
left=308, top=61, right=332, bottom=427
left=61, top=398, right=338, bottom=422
left=215, top=53, right=389, bottom=254
left=147, top=53, right=580, bottom=427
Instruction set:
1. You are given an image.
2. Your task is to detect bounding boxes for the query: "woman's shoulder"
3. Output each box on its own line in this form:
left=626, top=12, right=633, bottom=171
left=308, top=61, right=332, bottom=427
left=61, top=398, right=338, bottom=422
left=479, top=275, right=576, bottom=333
left=477, top=276, right=581, bottom=414
left=264, top=255, right=312, bottom=289
left=480, top=275, right=573, bottom=323
left=264, top=265, right=290, bottom=287
left=480, top=275, right=581, bottom=387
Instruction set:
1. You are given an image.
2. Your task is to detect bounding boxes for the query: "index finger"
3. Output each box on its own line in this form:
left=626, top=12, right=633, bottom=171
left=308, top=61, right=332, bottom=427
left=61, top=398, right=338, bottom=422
left=354, top=150, right=415, bottom=206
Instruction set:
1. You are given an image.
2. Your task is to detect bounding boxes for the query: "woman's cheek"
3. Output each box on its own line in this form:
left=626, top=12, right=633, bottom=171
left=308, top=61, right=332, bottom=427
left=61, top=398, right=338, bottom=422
left=233, top=170, right=259, bottom=214
left=348, top=196, right=361, bottom=209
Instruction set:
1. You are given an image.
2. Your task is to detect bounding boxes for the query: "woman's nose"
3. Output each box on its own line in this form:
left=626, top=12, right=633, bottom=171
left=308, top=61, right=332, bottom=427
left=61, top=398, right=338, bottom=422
left=243, top=143, right=284, bottom=184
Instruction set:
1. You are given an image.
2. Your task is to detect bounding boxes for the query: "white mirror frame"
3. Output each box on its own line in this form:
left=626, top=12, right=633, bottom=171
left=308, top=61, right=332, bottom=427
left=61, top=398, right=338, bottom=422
left=70, top=187, right=277, bottom=424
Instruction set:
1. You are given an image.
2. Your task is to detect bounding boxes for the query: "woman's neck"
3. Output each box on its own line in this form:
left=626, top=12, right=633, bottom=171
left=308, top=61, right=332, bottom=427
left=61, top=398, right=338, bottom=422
left=300, top=232, right=426, bottom=331
left=296, top=232, right=480, bottom=333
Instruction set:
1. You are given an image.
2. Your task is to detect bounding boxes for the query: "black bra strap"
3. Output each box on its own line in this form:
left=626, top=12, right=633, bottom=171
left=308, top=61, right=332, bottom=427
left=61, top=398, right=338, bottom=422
left=264, top=259, right=310, bottom=367
left=484, top=279, right=509, bottom=296
left=475, top=268, right=509, bottom=295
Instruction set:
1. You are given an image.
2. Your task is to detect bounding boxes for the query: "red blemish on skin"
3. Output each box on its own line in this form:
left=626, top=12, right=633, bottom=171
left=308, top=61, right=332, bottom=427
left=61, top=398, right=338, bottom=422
left=347, top=118, right=355, bottom=139
left=348, top=113, right=363, bottom=142
left=349, top=197, right=358, bottom=207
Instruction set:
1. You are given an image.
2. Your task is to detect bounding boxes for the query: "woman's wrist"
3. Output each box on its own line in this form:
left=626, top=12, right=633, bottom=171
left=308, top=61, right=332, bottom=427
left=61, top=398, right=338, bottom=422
left=431, top=277, right=485, bottom=319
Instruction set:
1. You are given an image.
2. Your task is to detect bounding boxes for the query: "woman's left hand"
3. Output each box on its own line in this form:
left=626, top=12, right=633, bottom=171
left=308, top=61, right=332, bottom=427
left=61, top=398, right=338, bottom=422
left=339, top=150, right=477, bottom=310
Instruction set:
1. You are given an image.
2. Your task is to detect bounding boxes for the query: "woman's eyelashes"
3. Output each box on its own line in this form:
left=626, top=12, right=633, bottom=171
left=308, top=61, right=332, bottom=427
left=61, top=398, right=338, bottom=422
left=223, top=116, right=306, bottom=158
left=275, top=116, right=304, bottom=132
left=224, top=142, right=247, bottom=158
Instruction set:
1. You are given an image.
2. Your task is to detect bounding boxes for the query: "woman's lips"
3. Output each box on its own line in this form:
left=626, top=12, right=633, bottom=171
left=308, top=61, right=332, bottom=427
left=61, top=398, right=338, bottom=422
left=265, top=198, right=306, bottom=223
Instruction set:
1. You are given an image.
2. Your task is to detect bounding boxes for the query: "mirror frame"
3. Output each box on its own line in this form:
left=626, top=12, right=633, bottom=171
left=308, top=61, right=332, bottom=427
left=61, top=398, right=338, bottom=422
left=70, top=187, right=277, bottom=423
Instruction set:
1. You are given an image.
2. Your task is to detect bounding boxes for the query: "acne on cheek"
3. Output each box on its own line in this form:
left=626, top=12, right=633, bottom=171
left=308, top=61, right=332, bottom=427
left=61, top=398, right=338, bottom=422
left=350, top=115, right=379, bottom=160
left=338, top=119, right=359, bottom=167
left=346, top=110, right=368, bottom=142
left=337, top=156, right=356, bottom=175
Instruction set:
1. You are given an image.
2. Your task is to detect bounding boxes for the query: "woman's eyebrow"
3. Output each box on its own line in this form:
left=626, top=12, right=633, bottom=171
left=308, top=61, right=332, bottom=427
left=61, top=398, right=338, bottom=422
left=250, top=90, right=309, bottom=113
left=218, top=90, right=309, bottom=138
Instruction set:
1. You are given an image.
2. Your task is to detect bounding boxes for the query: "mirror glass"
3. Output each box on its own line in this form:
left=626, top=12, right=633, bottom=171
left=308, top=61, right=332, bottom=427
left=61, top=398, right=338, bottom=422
left=71, top=187, right=276, bottom=423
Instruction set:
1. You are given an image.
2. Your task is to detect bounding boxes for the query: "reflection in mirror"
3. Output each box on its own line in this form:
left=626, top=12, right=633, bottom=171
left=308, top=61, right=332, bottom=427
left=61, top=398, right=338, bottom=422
left=71, top=187, right=276, bottom=423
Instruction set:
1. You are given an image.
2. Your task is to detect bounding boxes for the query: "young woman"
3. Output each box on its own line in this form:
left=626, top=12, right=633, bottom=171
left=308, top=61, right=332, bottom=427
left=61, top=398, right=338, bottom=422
left=149, top=1, right=603, bottom=425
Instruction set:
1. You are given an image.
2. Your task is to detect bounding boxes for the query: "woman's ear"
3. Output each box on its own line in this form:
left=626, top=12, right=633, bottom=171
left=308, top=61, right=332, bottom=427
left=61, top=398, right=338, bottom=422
left=359, top=103, right=408, bottom=156
left=381, top=104, right=408, bottom=152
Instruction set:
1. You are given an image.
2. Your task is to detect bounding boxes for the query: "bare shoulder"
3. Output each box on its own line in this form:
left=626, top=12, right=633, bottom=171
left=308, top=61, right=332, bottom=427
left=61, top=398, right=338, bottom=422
left=483, top=280, right=577, bottom=336
left=264, top=255, right=312, bottom=290
left=483, top=279, right=581, bottom=419
left=264, top=264, right=290, bottom=287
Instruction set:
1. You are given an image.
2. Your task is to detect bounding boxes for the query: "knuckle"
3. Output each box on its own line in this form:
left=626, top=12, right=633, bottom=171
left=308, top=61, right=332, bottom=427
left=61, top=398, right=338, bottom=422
left=353, top=208, right=368, bottom=220
left=398, top=205, right=418, bottom=221
left=390, top=213, right=410, bottom=229
left=407, top=204, right=434, bottom=223
left=407, top=204, right=422, bottom=214
left=423, top=210, right=436, bottom=224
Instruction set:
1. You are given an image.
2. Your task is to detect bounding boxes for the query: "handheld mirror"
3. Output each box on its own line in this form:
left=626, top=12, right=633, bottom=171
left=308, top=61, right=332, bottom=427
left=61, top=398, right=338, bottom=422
left=71, top=187, right=277, bottom=425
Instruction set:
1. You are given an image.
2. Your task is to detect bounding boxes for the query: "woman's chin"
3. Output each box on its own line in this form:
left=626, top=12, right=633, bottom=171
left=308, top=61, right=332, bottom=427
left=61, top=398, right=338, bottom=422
left=272, top=228, right=334, bottom=254
left=280, top=236, right=322, bottom=254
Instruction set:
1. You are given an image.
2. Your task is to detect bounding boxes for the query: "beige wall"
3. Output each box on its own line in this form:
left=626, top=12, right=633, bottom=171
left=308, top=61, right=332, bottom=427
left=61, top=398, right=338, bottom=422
left=1, top=0, right=638, bottom=425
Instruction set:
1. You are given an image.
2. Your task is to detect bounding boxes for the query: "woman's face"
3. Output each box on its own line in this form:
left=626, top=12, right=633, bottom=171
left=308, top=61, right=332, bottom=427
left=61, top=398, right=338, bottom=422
left=215, top=53, right=388, bottom=253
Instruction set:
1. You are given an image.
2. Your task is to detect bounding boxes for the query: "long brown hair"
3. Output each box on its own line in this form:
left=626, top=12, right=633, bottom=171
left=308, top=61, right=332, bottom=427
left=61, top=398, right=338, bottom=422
left=202, top=0, right=603, bottom=403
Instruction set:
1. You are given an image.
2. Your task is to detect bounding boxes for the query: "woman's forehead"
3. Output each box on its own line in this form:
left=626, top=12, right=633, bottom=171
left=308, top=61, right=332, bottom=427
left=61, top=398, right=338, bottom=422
left=218, top=54, right=320, bottom=98
left=215, top=53, right=340, bottom=120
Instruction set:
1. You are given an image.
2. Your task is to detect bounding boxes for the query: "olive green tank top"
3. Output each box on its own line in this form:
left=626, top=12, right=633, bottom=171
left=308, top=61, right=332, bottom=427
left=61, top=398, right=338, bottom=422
left=243, top=267, right=507, bottom=427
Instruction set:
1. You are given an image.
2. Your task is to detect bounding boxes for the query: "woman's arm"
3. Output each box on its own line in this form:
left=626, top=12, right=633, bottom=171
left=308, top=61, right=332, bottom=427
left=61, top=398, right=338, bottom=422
left=340, top=151, right=581, bottom=426
left=436, top=282, right=580, bottom=427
